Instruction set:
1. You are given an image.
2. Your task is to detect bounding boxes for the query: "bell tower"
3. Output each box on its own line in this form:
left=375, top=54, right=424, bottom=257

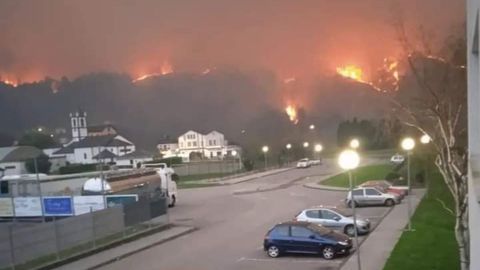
left=70, top=109, right=88, bottom=142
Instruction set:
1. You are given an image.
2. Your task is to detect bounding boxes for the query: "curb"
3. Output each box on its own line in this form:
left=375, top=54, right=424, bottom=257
left=88, top=226, right=197, bottom=270
left=35, top=224, right=196, bottom=270
left=303, top=183, right=348, bottom=192
left=221, top=167, right=294, bottom=186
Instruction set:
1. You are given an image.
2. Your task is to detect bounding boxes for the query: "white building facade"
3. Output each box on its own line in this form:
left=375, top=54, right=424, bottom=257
left=158, top=130, right=240, bottom=162
left=467, top=1, right=480, bottom=268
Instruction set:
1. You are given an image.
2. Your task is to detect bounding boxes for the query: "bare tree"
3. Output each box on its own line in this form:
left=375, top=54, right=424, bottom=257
left=393, top=21, right=469, bottom=270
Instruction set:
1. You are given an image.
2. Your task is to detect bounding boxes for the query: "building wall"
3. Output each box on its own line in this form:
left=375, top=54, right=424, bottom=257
left=0, top=161, right=27, bottom=176
left=467, top=1, right=480, bottom=268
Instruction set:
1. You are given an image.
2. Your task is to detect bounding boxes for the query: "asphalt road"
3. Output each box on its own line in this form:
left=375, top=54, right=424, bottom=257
left=99, top=159, right=390, bottom=270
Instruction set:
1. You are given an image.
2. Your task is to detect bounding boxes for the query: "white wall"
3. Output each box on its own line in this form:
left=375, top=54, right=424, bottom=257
left=0, top=161, right=27, bottom=176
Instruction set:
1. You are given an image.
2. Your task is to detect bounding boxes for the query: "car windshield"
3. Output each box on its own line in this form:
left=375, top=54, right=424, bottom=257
left=307, top=223, right=333, bottom=235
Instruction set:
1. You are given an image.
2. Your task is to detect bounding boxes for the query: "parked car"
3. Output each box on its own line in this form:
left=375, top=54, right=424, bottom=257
left=297, top=158, right=311, bottom=168
left=308, top=159, right=322, bottom=166
left=390, top=154, right=405, bottom=164
left=359, top=180, right=408, bottom=197
left=263, top=221, right=352, bottom=259
left=295, top=206, right=370, bottom=236
left=346, top=187, right=401, bottom=207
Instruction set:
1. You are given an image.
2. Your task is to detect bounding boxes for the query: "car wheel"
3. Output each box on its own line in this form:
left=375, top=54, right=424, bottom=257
left=322, top=246, right=335, bottom=260
left=385, top=199, right=394, bottom=206
left=344, top=224, right=356, bottom=236
left=168, top=195, right=176, bottom=207
left=267, top=245, right=281, bottom=258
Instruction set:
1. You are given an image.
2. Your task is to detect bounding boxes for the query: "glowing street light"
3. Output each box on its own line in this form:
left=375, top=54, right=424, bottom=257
left=314, top=144, right=323, bottom=153
left=303, top=142, right=309, bottom=148
left=401, top=137, right=415, bottom=231
left=285, top=143, right=292, bottom=165
left=338, top=149, right=361, bottom=270
left=349, top=138, right=360, bottom=149
left=286, top=143, right=292, bottom=150
left=309, top=124, right=315, bottom=130
left=420, top=134, right=431, bottom=144
left=37, top=127, right=43, bottom=132
left=262, top=146, right=269, bottom=170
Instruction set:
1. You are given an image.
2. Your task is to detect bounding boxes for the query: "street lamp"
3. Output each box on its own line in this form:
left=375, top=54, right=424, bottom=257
left=401, top=137, right=415, bottom=231
left=309, top=124, right=315, bottom=130
left=232, top=150, right=242, bottom=172
left=349, top=138, right=360, bottom=149
left=303, top=142, right=309, bottom=148
left=314, top=144, right=323, bottom=162
left=37, top=127, right=43, bottom=132
left=338, top=149, right=361, bottom=270
left=262, top=146, right=269, bottom=170
left=420, top=134, right=431, bottom=144
left=286, top=143, right=292, bottom=165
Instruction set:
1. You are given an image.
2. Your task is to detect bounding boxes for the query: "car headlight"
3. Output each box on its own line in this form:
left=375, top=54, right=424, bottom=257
left=339, top=241, right=349, bottom=246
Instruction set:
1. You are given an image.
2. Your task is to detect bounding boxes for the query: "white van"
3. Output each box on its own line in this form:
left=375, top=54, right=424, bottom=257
left=156, top=165, right=178, bottom=207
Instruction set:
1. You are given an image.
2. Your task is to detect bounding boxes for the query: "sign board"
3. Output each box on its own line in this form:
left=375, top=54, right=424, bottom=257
left=73, top=196, right=105, bottom=215
left=106, top=194, right=138, bottom=208
left=14, top=197, right=42, bottom=217
left=0, top=198, right=14, bottom=217
left=43, top=197, right=73, bottom=216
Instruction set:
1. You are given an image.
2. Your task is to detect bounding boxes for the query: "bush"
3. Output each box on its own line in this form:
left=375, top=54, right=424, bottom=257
left=25, top=154, right=52, bottom=174
left=242, top=159, right=254, bottom=171
left=385, top=172, right=401, bottom=181
left=59, top=163, right=106, bottom=174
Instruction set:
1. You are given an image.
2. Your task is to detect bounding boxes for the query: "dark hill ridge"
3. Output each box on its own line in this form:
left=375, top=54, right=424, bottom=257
left=0, top=69, right=390, bottom=149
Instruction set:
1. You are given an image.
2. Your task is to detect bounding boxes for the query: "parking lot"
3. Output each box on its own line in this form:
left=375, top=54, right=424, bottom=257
left=98, top=162, right=396, bottom=270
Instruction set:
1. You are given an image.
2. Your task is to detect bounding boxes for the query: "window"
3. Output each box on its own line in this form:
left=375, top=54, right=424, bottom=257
left=290, top=226, right=313, bottom=238
left=270, top=226, right=289, bottom=237
left=84, top=153, right=87, bottom=160
left=320, top=210, right=340, bottom=220
left=366, top=189, right=380, bottom=196
left=72, top=118, right=77, bottom=127
left=306, top=210, right=320, bottom=219
left=352, top=189, right=364, bottom=196
left=193, top=142, right=197, bottom=147
left=213, top=140, right=216, bottom=145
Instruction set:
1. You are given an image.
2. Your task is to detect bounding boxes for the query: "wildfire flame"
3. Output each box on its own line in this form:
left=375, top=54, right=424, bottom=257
left=336, top=65, right=363, bottom=81
left=285, top=104, right=299, bottom=124
left=132, top=60, right=174, bottom=83
left=1, top=79, right=18, bottom=87
left=283, top=77, right=296, bottom=84
left=336, top=58, right=400, bottom=92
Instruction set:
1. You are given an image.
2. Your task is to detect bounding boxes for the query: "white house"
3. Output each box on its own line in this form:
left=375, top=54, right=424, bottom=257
left=467, top=1, right=480, bottom=268
left=158, top=130, right=240, bottom=162
left=48, top=111, right=136, bottom=164
left=0, top=146, right=44, bottom=176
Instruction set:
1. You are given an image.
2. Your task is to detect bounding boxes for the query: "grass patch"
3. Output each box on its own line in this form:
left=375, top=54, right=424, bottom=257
left=321, top=164, right=394, bottom=187
left=383, top=163, right=459, bottom=270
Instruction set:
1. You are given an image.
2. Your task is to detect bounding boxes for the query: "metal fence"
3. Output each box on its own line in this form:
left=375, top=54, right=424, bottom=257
left=0, top=195, right=168, bottom=270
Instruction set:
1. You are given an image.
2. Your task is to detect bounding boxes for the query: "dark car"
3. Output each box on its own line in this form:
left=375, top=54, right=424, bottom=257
left=263, top=221, right=352, bottom=260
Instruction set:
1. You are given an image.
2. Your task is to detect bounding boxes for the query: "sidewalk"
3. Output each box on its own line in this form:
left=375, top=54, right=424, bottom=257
left=340, top=189, right=426, bottom=270
left=303, top=174, right=348, bottom=191
left=199, top=167, right=293, bottom=185
left=52, top=225, right=196, bottom=270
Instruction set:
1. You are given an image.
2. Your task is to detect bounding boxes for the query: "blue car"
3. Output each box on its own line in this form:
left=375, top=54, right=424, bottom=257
left=263, top=221, right=352, bottom=259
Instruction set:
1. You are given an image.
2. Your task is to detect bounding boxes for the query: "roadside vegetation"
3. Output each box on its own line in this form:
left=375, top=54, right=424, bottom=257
left=176, top=172, right=238, bottom=189
left=321, top=164, right=394, bottom=187
left=383, top=162, right=459, bottom=270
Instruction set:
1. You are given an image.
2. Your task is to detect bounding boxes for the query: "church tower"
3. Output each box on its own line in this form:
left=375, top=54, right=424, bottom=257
left=70, top=110, right=88, bottom=142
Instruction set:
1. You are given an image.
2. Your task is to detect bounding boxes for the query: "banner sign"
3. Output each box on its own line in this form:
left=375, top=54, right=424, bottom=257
left=0, top=198, right=14, bottom=217
left=73, top=196, right=105, bottom=215
left=43, top=197, right=73, bottom=216
left=106, top=194, right=138, bottom=208
left=14, top=197, right=42, bottom=217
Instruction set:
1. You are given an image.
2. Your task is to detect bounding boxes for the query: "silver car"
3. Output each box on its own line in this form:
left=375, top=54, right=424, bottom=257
left=295, top=207, right=371, bottom=236
left=346, top=187, right=401, bottom=207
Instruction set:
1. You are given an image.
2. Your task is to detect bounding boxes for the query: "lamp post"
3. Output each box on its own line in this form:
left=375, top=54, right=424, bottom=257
left=286, top=143, right=292, bottom=165
left=349, top=138, right=360, bottom=149
left=401, top=137, right=415, bottom=231
left=420, top=134, right=431, bottom=197
left=232, top=150, right=242, bottom=173
left=262, top=146, right=269, bottom=170
left=338, top=149, right=361, bottom=270
left=309, top=124, right=315, bottom=130
left=314, top=144, right=323, bottom=162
